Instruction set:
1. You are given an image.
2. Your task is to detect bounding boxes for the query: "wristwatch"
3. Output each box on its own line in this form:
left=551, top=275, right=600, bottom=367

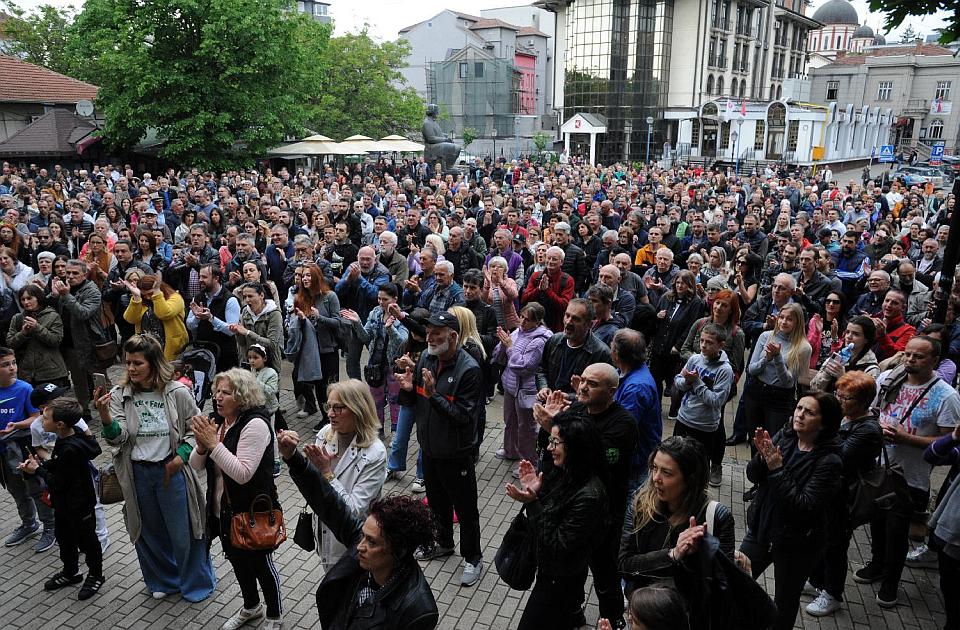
left=323, top=471, right=335, bottom=482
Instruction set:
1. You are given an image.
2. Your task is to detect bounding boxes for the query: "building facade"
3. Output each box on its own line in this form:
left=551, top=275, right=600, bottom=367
left=805, top=0, right=885, bottom=69
left=538, top=0, right=817, bottom=164
left=809, top=43, right=960, bottom=155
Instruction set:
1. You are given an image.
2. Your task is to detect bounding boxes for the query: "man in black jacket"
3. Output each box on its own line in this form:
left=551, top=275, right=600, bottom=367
left=462, top=269, right=498, bottom=400
left=397, top=312, right=484, bottom=588
left=536, top=298, right=613, bottom=398
left=553, top=222, right=589, bottom=294
left=167, top=225, right=219, bottom=304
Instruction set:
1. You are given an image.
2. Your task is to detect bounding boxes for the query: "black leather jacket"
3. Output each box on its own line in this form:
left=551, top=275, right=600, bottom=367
left=287, top=451, right=438, bottom=630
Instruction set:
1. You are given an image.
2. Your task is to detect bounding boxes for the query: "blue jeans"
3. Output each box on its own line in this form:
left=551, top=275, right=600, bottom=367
left=387, top=406, right=423, bottom=478
left=132, top=462, right=216, bottom=602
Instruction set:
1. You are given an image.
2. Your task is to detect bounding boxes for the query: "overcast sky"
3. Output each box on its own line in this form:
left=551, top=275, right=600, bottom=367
left=16, top=0, right=952, bottom=43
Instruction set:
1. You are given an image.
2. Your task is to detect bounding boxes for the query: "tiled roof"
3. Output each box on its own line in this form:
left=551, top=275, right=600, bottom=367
left=0, top=109, right=96, bottom=157
left=469, top=18, right=519, bottom=31
left=0, top=55, right=97, bottom=103
left=517, top=26, right=549, bottom=38
left=827, top=43, right=956, bottom=65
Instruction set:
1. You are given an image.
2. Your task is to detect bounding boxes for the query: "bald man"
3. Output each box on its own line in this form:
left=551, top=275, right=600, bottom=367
left=536, top=362, right=638, bottom=626
left=335, top=245, right=392, bottom=378
left=598, top=263, right=636, bottom=325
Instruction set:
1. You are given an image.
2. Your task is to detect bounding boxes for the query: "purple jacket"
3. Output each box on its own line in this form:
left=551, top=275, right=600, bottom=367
left=485, top=248, right=523, bottom=281
left=492, top=324, right=553, bottom=406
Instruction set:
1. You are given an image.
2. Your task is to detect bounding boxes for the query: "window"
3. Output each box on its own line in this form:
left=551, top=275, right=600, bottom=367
left=692, top=119, right=701, bottom=145
left=812, top=36, right=818, bottom=50
left=826, top=81, right=839, bottom=101
left=717, top=76, right=724, bottom=95
left=835, top=35, right=841, bottom=48
left=459, top=62, right=468, bottom=79
left=739, top=80, right=746, bottom=97
left=731, top=79, right=738, bottom=95
left=475, top=62, right=484, bottom=78
left=930, top=119, right=944, bottom=139
left=754, top=120, right=765, bottom=150
left=787, top=120, right=798, bottom=150
left=721, top=121, right=730, bottom=146
left=877, top=81, right=892, bottom=101
left=935, top=81, right=951, bottom=101
left=706, top=74, right=714, bottom=94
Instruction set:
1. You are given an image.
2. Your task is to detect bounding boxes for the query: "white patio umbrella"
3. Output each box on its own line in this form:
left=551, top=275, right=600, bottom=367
left=268, top=133, right=340, bottom=156
left=334, top=134, right=381, bottom=154
left=376, top=135, right=425, bottom=152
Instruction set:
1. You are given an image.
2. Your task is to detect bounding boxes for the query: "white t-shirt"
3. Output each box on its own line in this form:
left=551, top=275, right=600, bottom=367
left=131, top=391, right=172, bottom=462
left=30, top=416, right=89, bottom=451
left=875, top=372, right=960, bottom=491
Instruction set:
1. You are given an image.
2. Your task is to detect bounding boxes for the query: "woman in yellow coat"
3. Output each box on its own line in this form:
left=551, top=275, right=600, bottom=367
left=123, top=275, right=188, bottom=360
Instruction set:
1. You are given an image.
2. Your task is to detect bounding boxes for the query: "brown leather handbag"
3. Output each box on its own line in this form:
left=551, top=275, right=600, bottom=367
left=230, top=494, right=287, bottom=551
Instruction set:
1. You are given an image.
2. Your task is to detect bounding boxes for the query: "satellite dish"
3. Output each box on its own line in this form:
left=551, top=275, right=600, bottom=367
left=75, top=100, right=94, bottom=117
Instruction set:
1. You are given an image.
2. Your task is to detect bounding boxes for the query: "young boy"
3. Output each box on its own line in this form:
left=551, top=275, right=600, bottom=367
left=673, top=323, right=734, bottom=480
left=20, top=397, right=105, bottom=600
left=0, top=348, right=54, bottom=550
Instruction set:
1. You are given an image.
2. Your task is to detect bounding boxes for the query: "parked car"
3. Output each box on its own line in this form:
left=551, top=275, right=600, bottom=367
left=895, top=165, right=945, bottom=188
left=919, top=162, right=956, bottom=186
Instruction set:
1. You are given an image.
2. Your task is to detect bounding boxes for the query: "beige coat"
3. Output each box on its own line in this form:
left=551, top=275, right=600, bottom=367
left=105, top=380, right=205, bottom=543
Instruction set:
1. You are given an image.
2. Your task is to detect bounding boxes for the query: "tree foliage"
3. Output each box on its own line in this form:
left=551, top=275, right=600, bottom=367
left=461, top=127, right=478, bottom=150
left=306, top=30, right=423, bottom=140
left=532, top=132, right=551, bottom=154
left=868, top=1, right=956, bottom=45
left=0, top=2, right=78, bottom=76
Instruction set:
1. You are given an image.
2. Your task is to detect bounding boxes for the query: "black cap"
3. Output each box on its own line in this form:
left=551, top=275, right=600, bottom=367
left=513, top=233, right=526, bottom=245
left=30, top=383, right=71, bottom=408
left=425, top=311, right=460, bottom=333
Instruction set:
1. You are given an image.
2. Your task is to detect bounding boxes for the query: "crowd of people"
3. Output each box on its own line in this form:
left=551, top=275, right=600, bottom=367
left=0, top=156, right=957, bottom=630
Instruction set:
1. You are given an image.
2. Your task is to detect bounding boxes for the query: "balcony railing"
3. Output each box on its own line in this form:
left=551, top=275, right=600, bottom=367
left=903, top=98, right=928, bottom=112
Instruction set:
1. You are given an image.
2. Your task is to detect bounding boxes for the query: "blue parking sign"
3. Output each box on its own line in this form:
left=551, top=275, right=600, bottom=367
left=930, top=142, right=945, bottom=165
left=879, top=145, right=895, bottom=163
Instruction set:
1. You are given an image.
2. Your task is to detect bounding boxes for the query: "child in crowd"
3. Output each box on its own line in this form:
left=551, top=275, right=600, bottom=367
left=247, top=343, right=280, bottom=476
left=20, top=397, right=105, bottom=600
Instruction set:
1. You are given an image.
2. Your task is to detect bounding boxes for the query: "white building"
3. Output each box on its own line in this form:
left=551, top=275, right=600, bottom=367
left=805, top=0, right=886, bottom=69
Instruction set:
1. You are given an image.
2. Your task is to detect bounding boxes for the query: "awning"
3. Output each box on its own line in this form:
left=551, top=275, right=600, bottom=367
left=894, top=117, right=911, bottom=127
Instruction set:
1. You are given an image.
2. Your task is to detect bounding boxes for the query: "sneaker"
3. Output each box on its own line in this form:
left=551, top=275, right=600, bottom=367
left=805, top=590, right=841, bottom=616
left=494, top=448, right=517, bottom=460
left=35, top=528, right=57, bottom=553
left=667, top=414, right=678, bottom=422
left=221, top=603, right=265, bottom=630
left=152, top=591, right=168, bottom=599
left=802, top=580, right=820, bottom=597
left=262, top=618, right=283, bottom=630
left=411, top=478, right=426, bottom=493
left=511, top=466, right=520, bottom=479
left=44, top=570, right=83, bottom=591
left=296, top=410, right=309, bottom=419
left=78, top=574, right=105, bottom=601
left=414, top=543, right=455, bottom=561
left=4, top=522, right=40, bottom=547
left=386, top=469, right=403, bottom=482
left=876, top=584, right=898, bottom=608
left=905, top=543, right=938, bottom=569
left=272, top=460, right=281, bottom=478
left=853, top=562, right=886, bottom=584
left=709, top=465, right=722, bottom=488
left=460, top=559, right=483, bottom=586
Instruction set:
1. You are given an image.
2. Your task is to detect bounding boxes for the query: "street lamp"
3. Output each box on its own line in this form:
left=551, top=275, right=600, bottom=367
left=491, top=127, right=497, bottom=159
left=645, top=116, right=654, bottom=164
left=624, top=120, right=633, bottom=163
left=731, top=128, right=739, bottom=175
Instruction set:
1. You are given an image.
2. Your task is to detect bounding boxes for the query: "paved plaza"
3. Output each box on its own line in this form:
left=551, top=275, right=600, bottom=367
left=0, top=362, right=946, bottom=629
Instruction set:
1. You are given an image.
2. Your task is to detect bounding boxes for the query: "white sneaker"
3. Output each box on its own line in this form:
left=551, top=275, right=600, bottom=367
left=905, top=543, right=938, bottom=569
left=221, top=603, right=265, bottom=630
left=805, top=591, right=841, bottom=617
left=262, top=617, right=283, bottom=630
left=411, top=478, right=426, bottom=493
left=460, top=559, right=483, bottom=587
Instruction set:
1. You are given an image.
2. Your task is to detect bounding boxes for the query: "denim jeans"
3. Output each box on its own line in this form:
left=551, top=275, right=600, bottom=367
left=387, top=405, right=423, bottom=478
left=132, top=462, right=216, bottom=602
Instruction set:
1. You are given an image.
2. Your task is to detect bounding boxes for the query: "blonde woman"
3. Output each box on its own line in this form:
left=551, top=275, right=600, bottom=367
left=743, top=303, right=812, bottom=450
left=309, top=379, right=386, bottom=568
left=448, top=306, right=488, bottom=455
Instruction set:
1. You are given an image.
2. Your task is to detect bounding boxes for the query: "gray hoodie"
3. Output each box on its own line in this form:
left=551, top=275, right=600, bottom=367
left=674, top=350, right=735, bottom=432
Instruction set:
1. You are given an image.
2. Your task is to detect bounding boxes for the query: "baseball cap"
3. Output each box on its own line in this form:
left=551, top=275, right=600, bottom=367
left=143, top=207, right=159, bottom=215
left=513, top=233, right=526, bottom=245
left=30, top=383, right=72, bottom=408
left=425, top=311, right=460, bottom=333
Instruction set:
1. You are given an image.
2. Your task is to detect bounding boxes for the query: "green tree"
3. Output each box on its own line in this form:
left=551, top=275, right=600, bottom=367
left=0, top=2, right=80, bottom=77
left=307, top=30, right=424, bottom=140
left=461, top=127, right=478, bottom=151
left=532, top=131, right=551, bottom=154
left=64, top=0, right=312, bottom=169
left=868, top=1, right=956, bottom=44
left=899, top=24, right=918, bottom=43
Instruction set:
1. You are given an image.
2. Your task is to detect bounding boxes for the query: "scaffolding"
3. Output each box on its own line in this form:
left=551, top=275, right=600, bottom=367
left=427, top=54, right=520, bottom=138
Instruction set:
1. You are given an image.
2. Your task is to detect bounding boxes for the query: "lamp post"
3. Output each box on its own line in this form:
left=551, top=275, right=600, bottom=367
left=624, top=120, right=633, bottom=164
left=491, top=127, right=497, bottom=159
left=731, top=128, right=739, bottom=175
left=645, top=116, right=654, bottom=164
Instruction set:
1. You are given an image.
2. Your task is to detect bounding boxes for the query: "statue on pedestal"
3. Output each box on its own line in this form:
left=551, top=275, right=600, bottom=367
left=422, top=103, right=460, bottom=172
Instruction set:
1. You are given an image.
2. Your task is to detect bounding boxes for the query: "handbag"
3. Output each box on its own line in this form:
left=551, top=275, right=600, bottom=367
left=363, top=322, right=390, bottom=388
left=292, top=507, right=315, bottom=552
left=494, top=508, right=537, bottom=590
left=97, top=463, right=124, bottom=505
left=230, top=494, right=287, bottom=551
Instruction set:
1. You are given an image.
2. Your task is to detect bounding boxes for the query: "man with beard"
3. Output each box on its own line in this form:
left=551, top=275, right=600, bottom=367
left=335, top=246, right=391, bottom=379
left=377, top=231, right=408, bottom=285
left=397, top=311, right=484, bottom=588
left=224, top=232, right=261, bottom=290
left=186, top=263, right=241, bottom=372
left=397, top=208, right=430, bottom=258
left=168, top=225, right=219, bottom=304
left=536, top=299, right=613, bottom=401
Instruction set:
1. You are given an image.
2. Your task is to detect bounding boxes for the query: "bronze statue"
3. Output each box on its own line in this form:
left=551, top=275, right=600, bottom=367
left=422, top=103, right=460, bottom=172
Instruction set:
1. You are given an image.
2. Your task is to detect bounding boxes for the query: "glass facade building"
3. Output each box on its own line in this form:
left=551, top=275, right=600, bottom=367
left=563, top=0, right=674, bottom=163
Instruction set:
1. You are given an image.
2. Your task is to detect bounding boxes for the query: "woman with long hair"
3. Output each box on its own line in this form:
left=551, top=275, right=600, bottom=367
left=619, top=436, right=735, bottom=625
left=0, top=245, right=33, bottom=292
left=806, top=290, right=848, bottom=374
left=174, top=209, right=196, bottom=244
left=600, top=587, right=691, bottom=630
left=677, top=289, right=745, bottom=484
left=732, top=247, right=761, bottom=308
left=701, top=246, right=727, bottom=283
left=740, top=391, right=843, bottom=630
left=743, top=303, right=812, bottom=447
left=135, top=230, right=167, bottom=275
left=81, top=233, right=115, bottom=289
left=291, top=262, right=340, bottom=424
left=207, top=208, right=225, bottom=245
left=505, top=413, right=610, bottom=629
left=232, top=260, right=279, bottom=305
left=810, top=315, right=879, bottom=391
left=189, top=369, right=283, bottom=629
left=649, top=270, right=705, bottom=400
left=310, top=379, right=387, bottom=567
left=94, top=334, right=216, bottom=602
left=123, top=275, right=188, bottom=361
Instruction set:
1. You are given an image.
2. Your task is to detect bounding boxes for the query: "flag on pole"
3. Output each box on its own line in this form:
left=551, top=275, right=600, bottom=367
left=740, top=100, right=747, bottom=116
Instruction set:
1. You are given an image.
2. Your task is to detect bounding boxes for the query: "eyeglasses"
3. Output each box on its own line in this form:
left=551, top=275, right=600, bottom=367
left=323, top=403, right=347, bottom=415
left=547, top=436, right=564, bottom=447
